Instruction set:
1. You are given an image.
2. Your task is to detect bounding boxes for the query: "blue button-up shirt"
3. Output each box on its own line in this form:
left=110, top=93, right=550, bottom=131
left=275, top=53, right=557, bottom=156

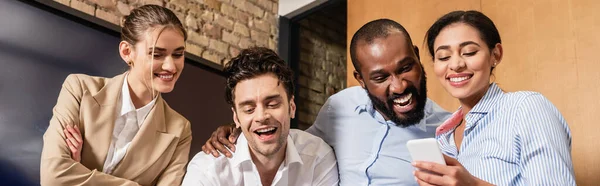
left=436, top=83, right=575, bottom=185
left=306, top=86, right=451, bottom=185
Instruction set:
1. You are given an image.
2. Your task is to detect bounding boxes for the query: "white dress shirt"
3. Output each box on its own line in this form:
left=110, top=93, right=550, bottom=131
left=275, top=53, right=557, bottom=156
left=182, top=129, right=339, bottom=186
left=102, top=74, right=156, bottom=174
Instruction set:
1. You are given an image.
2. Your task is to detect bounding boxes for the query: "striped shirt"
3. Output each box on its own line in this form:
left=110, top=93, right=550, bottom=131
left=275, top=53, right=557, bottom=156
left=436, top=83, right=575, bottom=185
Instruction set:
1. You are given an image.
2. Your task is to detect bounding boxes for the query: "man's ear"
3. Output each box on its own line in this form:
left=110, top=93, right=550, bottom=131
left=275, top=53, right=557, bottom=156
left=231, top=107, right=241, bottom=128
left=289, top=96, right=296, bottom=119
left=119, top=41, right=134, bottom=66
left=413, top=45, right=420, bottom=60
left=354, top=70, right=367, bottom=89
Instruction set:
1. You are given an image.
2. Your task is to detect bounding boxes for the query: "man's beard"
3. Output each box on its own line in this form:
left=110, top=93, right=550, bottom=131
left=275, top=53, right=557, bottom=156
left=366, top=74, right=427, bottom=127
left=248, top=131, right=287, bottom=158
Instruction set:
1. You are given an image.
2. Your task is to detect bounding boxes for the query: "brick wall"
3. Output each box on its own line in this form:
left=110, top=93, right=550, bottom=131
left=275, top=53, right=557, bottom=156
left=55, top=0, right=279, bottom=67
left=56, top=0, right=347, bottom=130
left=295, top=3, right=347, bottom=130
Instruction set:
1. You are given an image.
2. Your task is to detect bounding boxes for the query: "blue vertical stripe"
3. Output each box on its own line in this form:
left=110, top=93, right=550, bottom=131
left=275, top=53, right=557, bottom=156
left=436, top=83, right=575, bottom=185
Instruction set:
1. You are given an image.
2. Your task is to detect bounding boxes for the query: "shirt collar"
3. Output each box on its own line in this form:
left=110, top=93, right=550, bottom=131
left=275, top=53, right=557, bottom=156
left=354, top=93, right=428, bottom=132
left=120, top=74, right=136, bottom=116
left=439, top=83, right=503, bottom=131
left=415, top=111, right=428, bottom=131
left=436, top=109, right=463, bottom=136
left=283, top=135, right=304, bottom=166
left=232, top=133, right=303, bottom=169
left=469, top=83, right=504, bottom=114
left=135, top=98, right=156, bottom=126
left=362, top=97, right=384, bottom=121
left=120, top=73, right=157, bottom=126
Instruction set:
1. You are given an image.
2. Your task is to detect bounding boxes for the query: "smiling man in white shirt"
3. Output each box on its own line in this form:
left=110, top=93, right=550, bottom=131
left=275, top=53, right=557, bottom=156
left=182, top=47, right=338, bottom=186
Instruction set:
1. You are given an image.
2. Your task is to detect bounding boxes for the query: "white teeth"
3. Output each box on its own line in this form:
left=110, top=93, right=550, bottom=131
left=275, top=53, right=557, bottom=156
left=256, top=127, right=276, bottom=133
left=393, top=92, right=412, bottom=105
left=449, top=76, right=470, bottom=82
left=158, top=74, right=173, bottom=79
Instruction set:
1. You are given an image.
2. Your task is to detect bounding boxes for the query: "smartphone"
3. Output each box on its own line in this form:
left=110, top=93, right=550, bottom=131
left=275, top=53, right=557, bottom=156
left=406, top=138, right=446, bottom=165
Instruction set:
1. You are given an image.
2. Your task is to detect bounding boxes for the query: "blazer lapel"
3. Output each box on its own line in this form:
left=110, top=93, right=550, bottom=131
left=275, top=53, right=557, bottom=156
left=80, top=73, right=126, bottom=171
left=112, top=95, right=177, bottom=179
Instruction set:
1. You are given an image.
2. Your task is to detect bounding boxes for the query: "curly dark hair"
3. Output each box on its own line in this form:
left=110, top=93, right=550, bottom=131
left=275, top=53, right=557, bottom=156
left=224, top=47, right=294, bottom=107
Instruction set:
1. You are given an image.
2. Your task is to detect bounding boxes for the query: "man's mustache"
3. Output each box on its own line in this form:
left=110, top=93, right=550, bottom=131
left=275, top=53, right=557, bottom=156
left=387, top=86, right=419, bottom=103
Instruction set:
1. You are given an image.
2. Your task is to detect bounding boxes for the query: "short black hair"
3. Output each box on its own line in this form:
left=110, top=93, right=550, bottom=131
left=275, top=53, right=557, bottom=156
left=349, top=19, right=415, bottom=74
left=224, top=47, right=294, bottom=107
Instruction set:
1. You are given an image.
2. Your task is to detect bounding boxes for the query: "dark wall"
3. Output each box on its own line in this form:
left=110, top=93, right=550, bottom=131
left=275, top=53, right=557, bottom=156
left=162, top=62, right=233, bottom=159
left=0, top=0, right=231, bottom=183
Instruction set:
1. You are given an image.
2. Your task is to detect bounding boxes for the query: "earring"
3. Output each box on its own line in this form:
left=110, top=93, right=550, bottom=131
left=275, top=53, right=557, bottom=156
left=493, top=62, right=497, bottom=67
left=128, top=60, right=134, bottom=67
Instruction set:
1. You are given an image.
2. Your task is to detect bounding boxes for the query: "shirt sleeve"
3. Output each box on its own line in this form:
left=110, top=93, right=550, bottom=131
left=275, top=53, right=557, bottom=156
left=40, top=74, right=140, bottom=186
left=425, top=99, right=452, bottom=127
left=181, top=153, right=220, bottom=186
left=311, top=147, right=339, bottom=186
left=305, top=98, right=333, bottom=142
left=514, top=93, right=575, bottom=185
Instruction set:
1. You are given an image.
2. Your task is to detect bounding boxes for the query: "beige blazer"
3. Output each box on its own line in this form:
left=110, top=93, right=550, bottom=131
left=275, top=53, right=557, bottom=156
left=41, top=73, right=192, bottom=186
